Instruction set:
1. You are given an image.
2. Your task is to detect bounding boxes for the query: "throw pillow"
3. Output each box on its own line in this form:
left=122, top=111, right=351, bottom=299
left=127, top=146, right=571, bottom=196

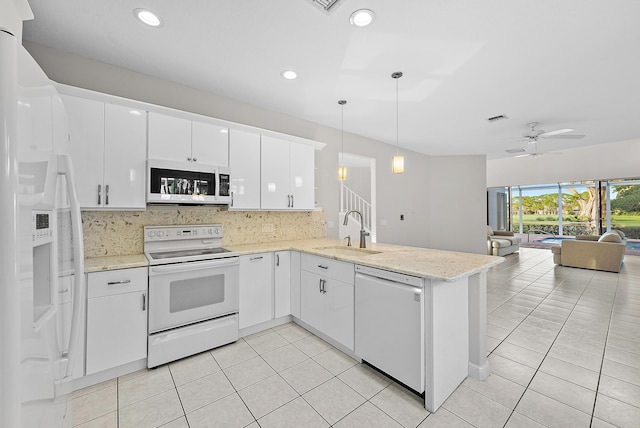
left=598, top=232, right=622, bottom=243
left=611, top=229, right=626, bottom=239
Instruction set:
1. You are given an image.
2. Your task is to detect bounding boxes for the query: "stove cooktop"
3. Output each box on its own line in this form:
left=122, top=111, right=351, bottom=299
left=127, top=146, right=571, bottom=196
left=148, top=247, right=232, bottom=260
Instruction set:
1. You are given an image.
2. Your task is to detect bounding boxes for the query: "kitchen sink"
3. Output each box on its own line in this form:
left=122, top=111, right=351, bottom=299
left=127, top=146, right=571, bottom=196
left=312, top=245, right=382, bottom=256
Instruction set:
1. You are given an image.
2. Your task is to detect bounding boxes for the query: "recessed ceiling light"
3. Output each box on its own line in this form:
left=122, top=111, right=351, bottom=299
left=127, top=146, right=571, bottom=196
left=281, top=70, right=298, bottom=80
left=220, top=129, right=228, bottom=134
left=129, top=110, right=142, bottom=116
left=134, top=8, right=163, bottom=27
left=350, top=9, right=375, bottom=27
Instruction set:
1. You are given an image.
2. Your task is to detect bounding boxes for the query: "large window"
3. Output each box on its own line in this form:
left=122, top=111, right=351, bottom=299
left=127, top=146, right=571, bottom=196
left=492, top=178, right=640, bottom=239
left=609, top=180, right=640, bottom=239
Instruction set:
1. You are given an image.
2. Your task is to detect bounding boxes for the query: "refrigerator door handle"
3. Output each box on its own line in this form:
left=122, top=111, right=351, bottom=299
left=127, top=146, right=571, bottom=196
left=58, top=154, right=86, bottom=378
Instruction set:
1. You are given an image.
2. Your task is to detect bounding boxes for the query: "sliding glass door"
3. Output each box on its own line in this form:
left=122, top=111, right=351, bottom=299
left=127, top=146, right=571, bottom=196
left=492, top=178, right=640, bottom=239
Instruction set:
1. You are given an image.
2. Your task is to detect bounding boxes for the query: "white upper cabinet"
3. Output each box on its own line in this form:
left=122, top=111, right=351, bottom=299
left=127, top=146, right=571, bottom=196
left=148, top=113, right=190, bottom=162
left=229, top=129, right=261, bottom=210
left=104, top=104, right=147, bottom=208
left=289, top=142, right=315, bottom=210
left=261, top=136, right=315, bottom=210
left=62, top=95, right=147, bottom=210
left=148, top=112, right=229, bottom=166
left=261, top=136, right=290, bottom=210
left=192, top=121, right=229, bottom=166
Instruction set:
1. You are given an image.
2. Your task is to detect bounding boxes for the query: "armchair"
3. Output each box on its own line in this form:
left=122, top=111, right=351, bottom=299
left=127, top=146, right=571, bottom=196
left=487, top=226, right=520, bottom=256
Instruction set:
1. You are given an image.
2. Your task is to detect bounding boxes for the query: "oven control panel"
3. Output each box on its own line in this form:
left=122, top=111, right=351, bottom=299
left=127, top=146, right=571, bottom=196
left=144, top=224, right=223, bottom=242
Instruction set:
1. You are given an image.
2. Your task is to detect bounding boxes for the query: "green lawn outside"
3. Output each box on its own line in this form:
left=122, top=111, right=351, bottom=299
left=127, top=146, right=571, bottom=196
left=511, top=214, right=640, bottom=227
left=511, top=214, right=640, bottom=239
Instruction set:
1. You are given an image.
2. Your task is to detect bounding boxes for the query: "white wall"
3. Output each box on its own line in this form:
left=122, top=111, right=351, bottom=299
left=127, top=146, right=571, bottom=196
left=427, top=156, right=488, bottom=255
left=25, top=42, right=489, bottom=254
left=487, top=138, right=640, bottom=187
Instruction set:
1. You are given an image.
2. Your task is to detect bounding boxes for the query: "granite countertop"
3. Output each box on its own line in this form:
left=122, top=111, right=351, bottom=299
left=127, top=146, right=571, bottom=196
left=84, top=254, right=149, bottom=273
left=227, top=238, right=504, bottom=282
left=85, top=237, right=503, bottom=282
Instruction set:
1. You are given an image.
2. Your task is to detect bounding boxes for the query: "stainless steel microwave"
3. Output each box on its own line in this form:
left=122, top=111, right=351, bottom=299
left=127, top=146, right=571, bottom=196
left=147, top=159, right=231, bottom=205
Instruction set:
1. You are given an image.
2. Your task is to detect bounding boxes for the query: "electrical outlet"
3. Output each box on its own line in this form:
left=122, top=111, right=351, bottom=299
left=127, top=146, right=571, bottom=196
left=400, top=214, right=405, bottom=221
left=262, top=223, right=274, bottom=233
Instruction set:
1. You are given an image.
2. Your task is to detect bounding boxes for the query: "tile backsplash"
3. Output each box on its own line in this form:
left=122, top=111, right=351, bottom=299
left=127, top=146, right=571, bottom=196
left=82, top=206, right=326, bottom=258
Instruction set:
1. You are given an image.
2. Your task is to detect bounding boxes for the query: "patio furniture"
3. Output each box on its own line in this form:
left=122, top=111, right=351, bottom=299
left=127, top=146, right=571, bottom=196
left=551, top=231, right=626, bottom=273
left=487, top=226, right=520, bottom=256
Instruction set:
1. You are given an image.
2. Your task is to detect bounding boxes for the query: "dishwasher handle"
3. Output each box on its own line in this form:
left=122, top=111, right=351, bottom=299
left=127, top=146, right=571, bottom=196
left=355, top=272, right=424, bottom=294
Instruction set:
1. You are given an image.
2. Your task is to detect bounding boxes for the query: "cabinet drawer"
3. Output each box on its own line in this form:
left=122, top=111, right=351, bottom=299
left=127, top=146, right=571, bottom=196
left=301, top=254, right=354, bottom=284
left=88, top=267, right=148, bottom=298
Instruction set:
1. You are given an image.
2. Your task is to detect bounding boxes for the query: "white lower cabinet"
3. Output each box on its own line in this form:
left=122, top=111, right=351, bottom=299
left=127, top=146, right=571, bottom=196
left=274, top=251, right=291, bottom=318
left=300, top=255, right=354, bottom=350
left=239, top=253, right=273, bottom=329
left=290, top=252, right=301, bottom=318
left=85, top=267, right=148, bottom=375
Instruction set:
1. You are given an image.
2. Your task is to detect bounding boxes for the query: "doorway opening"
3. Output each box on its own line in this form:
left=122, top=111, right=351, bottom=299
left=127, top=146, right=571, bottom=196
left=338, top=152, right=376, bottom=243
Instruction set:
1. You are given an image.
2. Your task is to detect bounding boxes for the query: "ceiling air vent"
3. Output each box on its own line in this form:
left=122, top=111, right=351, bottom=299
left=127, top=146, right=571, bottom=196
left=505, top=148, right=527, bottom=153
left=486, top=114, right=509, bottom=123
left=305, top=0, right=346, bottom=14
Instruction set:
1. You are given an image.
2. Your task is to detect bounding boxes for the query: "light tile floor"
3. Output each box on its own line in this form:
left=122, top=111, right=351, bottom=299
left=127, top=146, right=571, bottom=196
left=72, top=248, right=640, bottom=427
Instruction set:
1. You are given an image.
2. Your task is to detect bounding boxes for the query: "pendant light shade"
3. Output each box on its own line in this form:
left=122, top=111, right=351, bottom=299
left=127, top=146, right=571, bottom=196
left=392, top=155, right=404, bottom=174
left=391, top=71, right=404, bottom=174
left=338, top=100, right=347, bottom=181
left=338, top=166, right=348, bottom=181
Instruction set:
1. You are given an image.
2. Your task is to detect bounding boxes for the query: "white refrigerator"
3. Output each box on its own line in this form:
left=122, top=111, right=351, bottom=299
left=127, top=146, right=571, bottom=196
left=1, top=26, right=85, bottom=428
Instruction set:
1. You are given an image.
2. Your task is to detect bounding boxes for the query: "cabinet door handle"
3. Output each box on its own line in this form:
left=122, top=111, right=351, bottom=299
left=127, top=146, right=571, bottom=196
left=97, top=184, right=102, bottom=205
left=317, top=265, right=328, bottom=270
left=321, top=279, right=327, bottom=294
left=318, top=278, right=323, bottom=294
left=107, top=279, right=131, bottom=286
left=287, top=194, right=291, bottom=207
left=58, top=288, right=69, bottom=294
left=105, top=184, right=110, bottom=205
left=230, top=191, right=234, bottom=207
left=291, top=194, right=294, bottom=208
left=250, top=256, right=264, bottom=261
left=187, top=157, right=192, bottom=162
left=276, top=254, right=280, bottom=266
left=142, top=293, right=146, bottom=311
left=193, top=157, right=197, bottom=162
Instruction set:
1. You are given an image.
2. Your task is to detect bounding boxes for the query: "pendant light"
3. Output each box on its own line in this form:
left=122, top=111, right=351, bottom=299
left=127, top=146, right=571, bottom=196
left=338, top=100, right=348, bottom=181
left=391, top=71, right=404, bottom=174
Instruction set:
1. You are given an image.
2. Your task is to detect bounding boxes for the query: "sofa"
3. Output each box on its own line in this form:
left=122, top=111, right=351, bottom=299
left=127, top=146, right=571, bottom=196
left=551, top=230, right=626, bottom=273
left=487, top=226, right=521, bottom=256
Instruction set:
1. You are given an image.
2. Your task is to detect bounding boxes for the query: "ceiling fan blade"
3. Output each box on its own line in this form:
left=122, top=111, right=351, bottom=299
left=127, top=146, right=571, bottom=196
left=542, top=134, right=585, bottom=139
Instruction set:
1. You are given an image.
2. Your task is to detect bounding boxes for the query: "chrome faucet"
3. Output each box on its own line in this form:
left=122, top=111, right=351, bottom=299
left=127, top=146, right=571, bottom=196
left=343, top=210, right=370, bottom=248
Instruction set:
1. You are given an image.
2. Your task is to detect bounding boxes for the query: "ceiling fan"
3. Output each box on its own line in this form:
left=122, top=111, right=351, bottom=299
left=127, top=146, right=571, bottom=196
left=506, top=122, right=585, bottom=157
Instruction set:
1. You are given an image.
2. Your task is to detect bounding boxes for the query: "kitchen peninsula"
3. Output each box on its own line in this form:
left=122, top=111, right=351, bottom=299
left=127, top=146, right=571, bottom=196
left=84, top=236, right=502, bottom=412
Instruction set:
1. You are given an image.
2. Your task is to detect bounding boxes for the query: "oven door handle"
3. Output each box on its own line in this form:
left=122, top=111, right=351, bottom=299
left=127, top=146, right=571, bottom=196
left=150, top=258, right=239, bottom=275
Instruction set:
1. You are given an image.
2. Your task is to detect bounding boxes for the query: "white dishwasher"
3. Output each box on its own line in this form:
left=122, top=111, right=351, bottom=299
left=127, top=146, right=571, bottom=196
left=355, top=265, right=425, bottom=393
